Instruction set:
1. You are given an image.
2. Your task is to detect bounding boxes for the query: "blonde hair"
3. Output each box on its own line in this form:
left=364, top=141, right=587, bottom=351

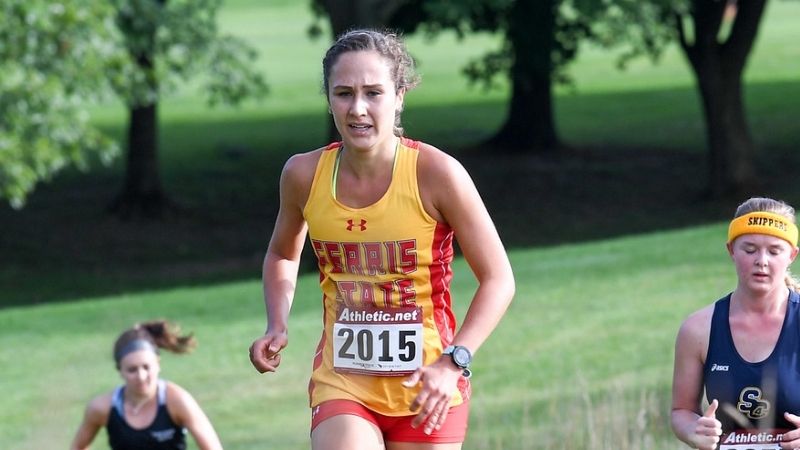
left=733, top=197, right=800, bottom=291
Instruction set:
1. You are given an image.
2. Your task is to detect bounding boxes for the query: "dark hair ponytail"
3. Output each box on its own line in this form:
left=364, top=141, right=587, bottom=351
left=113, top=319, right=196, bottom=367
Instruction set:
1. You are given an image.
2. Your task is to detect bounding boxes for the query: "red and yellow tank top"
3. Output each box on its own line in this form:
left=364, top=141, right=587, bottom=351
left=303, top=138, right=467, bottom=415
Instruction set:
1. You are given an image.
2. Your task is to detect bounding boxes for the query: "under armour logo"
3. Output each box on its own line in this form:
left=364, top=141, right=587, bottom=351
left=346, top=219, right=367, bottom=231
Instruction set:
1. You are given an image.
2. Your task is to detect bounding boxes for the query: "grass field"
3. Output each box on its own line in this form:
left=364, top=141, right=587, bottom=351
left=1, top=0, right=800, bottom=448
left=0, top=223, right=733, bottom=449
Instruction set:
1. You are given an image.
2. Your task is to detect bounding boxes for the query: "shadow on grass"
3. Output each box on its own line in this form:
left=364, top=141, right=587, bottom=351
left=2, top=79, right=799, bottom=307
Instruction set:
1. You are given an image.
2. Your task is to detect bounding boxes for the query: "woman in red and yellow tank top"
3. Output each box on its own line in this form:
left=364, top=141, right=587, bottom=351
left=249, top=29, right=515, bottom=450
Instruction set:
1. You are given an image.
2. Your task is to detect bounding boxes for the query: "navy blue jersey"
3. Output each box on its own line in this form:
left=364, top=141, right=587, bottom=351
left=704, top=291, right=800, bottom=447
left=106, top=380, right=187, bottom=450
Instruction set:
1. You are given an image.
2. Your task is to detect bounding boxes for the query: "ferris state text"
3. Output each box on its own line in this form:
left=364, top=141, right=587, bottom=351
left=311, top=239, right=422, bottom=308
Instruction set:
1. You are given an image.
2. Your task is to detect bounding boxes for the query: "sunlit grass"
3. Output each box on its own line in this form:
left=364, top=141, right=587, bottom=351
left=0, top=222, right=736, bottom=449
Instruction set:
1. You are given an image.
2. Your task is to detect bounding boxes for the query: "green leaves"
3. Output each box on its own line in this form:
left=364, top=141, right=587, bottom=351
left=111, top=0, right=266, bottom=106
left=0, top=0, right=267, bottom=208
left=0, top=0, right=125, bottom=208
left=589, top=0, right=682, bottom=70
left=205, top=35, right=268, bottom=107
left=0, top=64, right=120, bottom=208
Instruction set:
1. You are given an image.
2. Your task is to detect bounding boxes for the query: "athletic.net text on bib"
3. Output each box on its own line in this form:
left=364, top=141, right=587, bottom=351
left=719, top=429, right=788, bottom=450
left=333, top=305, right=423, bottom=376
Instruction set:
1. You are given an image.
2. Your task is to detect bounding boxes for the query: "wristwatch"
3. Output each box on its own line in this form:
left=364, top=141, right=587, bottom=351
left=442, top=345, right=472, bottom=378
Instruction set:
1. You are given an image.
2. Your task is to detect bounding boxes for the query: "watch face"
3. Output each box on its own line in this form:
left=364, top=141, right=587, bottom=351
left=453, top=347, right=471, bottom=367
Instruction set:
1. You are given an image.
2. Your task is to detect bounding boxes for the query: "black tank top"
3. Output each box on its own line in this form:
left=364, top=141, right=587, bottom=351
left=704, top=291, right=800, bottom=447
left=106, top=379, right=187, bottom=450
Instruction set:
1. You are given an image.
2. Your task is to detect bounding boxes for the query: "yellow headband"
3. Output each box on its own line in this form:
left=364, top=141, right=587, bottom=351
left=727, top=211, right=799, bottom=246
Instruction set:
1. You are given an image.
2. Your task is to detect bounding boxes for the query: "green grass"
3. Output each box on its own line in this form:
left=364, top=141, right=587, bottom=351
left=0, top=223, right=733, bottom=449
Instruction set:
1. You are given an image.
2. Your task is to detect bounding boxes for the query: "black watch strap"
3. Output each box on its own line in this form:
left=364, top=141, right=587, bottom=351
left=443, top=345, right=472, bottom=378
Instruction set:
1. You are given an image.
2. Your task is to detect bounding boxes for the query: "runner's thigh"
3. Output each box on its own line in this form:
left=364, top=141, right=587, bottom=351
left=312, top=414, right=385, bottom=450
left=387, top=442, right=462, bottom=450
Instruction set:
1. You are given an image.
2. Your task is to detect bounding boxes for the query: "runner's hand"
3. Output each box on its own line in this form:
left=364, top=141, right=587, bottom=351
left=779, top=412, right=800, bottom=449
left=249, top=330, right=287, bottom=373
left=692, top=400, right=722, bottom=450
left=403, top=357, right=463, bottom=435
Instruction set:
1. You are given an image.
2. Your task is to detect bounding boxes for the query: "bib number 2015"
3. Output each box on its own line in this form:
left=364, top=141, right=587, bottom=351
left=337, top=328, right=417, bottom=362
left=333, top=306, right=423, bottom=376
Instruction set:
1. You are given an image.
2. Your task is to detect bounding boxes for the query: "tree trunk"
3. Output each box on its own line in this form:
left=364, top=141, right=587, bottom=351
left=677, top=0, right=767, bottom=196
left=695, top=58, right=755, bottom=196
left=321, top=0, right=410, bottom=35
left=108, top=53, right=171, bottom=218
left=490, top=0, right=560, bottom=153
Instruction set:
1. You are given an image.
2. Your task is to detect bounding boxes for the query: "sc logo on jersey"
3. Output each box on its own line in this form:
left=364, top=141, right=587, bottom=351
left=737, top=387, right=770, bottom=419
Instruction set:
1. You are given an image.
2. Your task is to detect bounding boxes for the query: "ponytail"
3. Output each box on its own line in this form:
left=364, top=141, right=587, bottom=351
left=113, top=319, right=196, bottom=367
left=137, top=320, right=196, bottom=354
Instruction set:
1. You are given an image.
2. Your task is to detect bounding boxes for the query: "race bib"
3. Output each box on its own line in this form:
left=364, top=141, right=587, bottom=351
left=720, top=429, right=789, bottom=450
left=333, top=305, right=423, bottom=376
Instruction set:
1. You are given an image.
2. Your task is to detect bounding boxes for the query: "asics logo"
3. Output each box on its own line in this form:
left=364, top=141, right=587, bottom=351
left=711, top=363, right=729, bottom=372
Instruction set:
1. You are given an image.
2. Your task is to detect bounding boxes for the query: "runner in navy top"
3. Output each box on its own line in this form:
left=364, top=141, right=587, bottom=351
left=71, top=320, right=223, bottom=450
left=672, top=197, right=800, bottom=450
left=705, top=291, right=800, bottom=436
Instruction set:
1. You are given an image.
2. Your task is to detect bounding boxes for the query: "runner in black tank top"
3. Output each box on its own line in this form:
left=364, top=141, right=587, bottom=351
left=70, top=320, right=222, bottom=450
left=107, top=379, right=187, bottom=450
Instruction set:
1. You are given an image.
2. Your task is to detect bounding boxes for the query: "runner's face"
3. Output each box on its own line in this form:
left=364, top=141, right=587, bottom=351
left=728, top=233, right=798, bottom=294
left=327, top=50, right=404, bottom=152
left=118, top=349, right=160, bottom=396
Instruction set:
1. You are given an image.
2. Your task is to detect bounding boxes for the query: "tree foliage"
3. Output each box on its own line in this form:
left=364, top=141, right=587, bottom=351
left=397, top=0, right=595, bottom=150
left=389, top=0, right=593, bottom=89
left=594, top=0, right=769, bottom=195
left=0, top=0, right=268, bottom=211
left=310, top=0, right=773, bottom=192
left=0, top=0, right=130, bottom=208
left=108, top=0, right=268, bottom=218
left=111, top=0, right=266, bottom=108
left=308, top=0, right=593, bottom=150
